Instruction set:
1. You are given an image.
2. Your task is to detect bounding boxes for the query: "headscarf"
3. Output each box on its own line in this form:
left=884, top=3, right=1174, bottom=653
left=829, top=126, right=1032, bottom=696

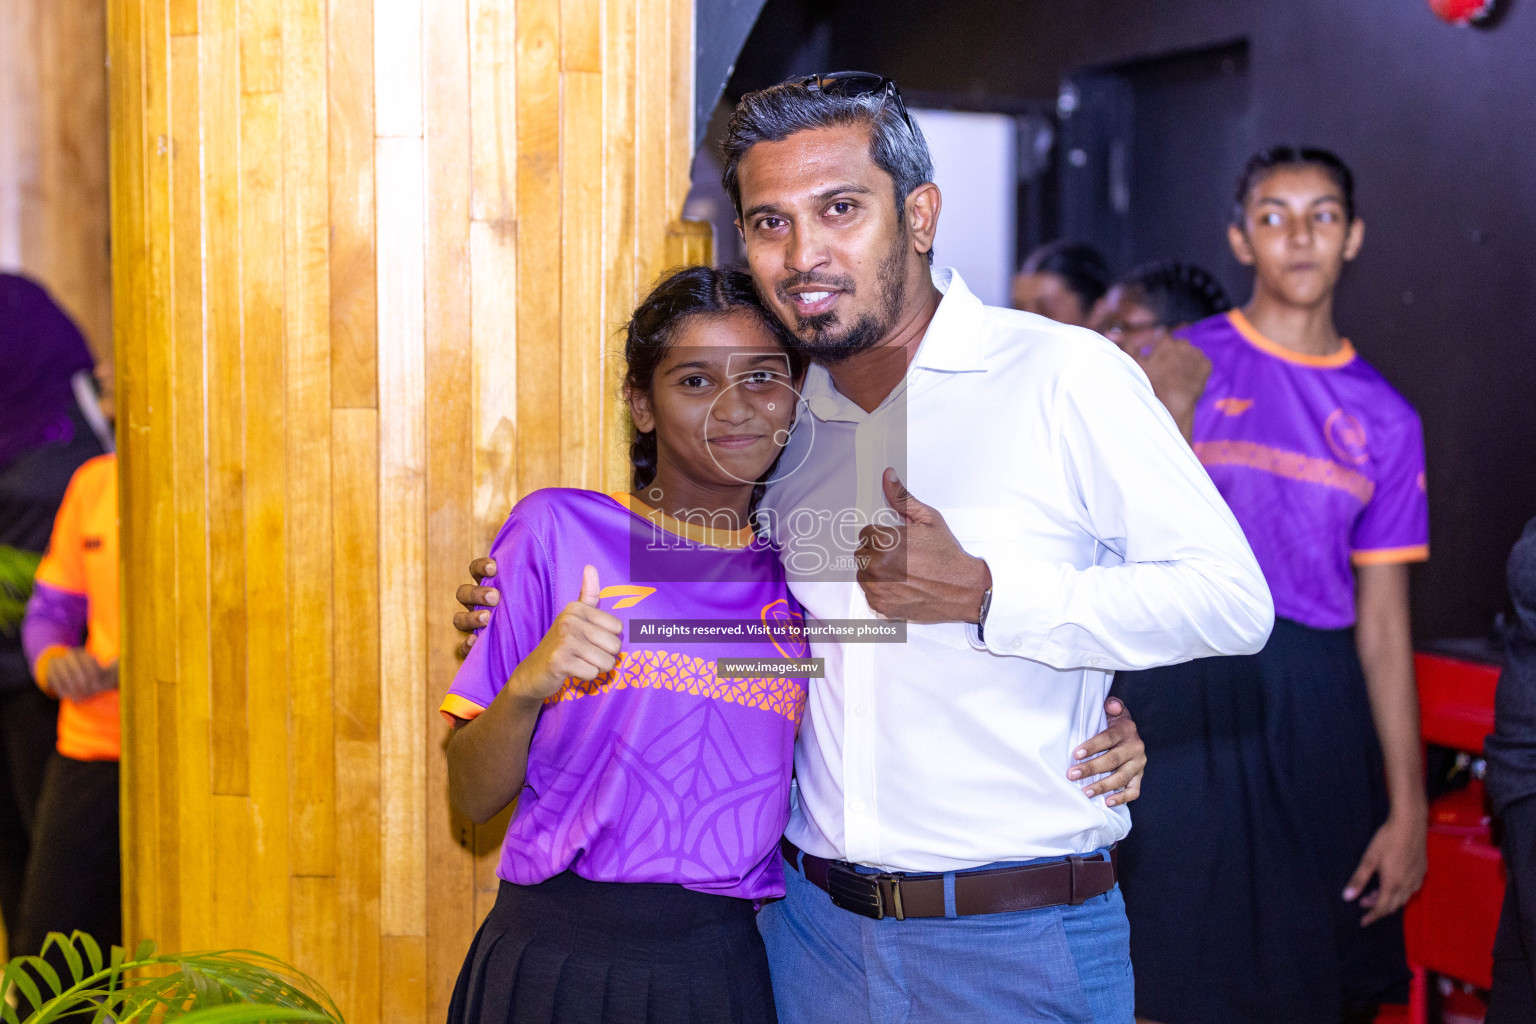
left=0, top=273, right=96, bottom=469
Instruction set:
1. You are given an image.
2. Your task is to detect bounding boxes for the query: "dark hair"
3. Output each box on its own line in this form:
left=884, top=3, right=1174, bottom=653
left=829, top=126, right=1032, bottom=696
left=623, top=265, right=802, bottom=504
left=1232, top=145, right=1356, bottom=225
left=1018, top=241, right=1111, bottom=311
left=1120, top=261, right=1232, bottom=328
left=720, top=77, right=936, bottom=264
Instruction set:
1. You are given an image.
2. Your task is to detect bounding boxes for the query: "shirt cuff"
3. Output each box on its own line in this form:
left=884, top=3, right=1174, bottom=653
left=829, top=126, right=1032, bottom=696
left=439, top=693, right=488, bottom=725
left=1351, top=544, right=1429, bottom=566
left=33, top=644, right=71, bottom=695
left=971, top=551, right=1069, bottom=661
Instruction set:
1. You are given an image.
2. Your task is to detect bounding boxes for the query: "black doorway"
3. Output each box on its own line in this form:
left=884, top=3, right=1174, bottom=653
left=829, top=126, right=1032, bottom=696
left=1058, top=40, right=1255, bottom=295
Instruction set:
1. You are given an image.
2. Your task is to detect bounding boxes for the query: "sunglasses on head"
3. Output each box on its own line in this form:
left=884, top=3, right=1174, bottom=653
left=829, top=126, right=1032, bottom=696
left=799, top=71, right=916, bottom=136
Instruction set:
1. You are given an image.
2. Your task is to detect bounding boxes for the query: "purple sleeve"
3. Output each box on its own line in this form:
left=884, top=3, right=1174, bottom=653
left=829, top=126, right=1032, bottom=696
left=1351, top=410, right=1430, bottom=562
left=22, top=580, right=89, bottom=668
left=442, top=507, right=556, bottom=720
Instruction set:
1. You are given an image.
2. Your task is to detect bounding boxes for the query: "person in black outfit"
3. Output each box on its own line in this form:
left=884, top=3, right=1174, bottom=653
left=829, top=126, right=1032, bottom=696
left=1486, top=516, right=1536, bottom=1023
left=0, top=274, right=108, bottom=949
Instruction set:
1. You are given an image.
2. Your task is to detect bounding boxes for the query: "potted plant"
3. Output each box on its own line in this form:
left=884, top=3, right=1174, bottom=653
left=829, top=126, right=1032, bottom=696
left=1, top=931, right=343, bottom=1023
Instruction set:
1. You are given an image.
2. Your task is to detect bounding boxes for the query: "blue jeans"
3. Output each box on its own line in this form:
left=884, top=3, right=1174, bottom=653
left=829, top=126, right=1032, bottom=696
left=759, top=852, right=1134, bottom=1024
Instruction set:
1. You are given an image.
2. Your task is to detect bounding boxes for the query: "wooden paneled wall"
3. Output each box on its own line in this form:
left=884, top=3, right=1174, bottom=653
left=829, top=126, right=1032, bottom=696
left=106, top=0, right=700, bottom=1020
left=0, top=0, right=112, bottom=361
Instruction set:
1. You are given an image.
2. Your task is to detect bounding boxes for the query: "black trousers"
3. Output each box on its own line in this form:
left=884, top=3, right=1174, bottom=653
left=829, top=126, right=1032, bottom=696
left=12, top=753, right=121, bottom=958
left=0, top=685, right=59, bottom=939
left=1489, top=794, right=1536, bottom=1024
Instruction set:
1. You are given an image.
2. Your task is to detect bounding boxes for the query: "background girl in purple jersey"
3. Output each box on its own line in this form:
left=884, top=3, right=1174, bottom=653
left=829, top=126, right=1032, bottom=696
left=442, top=266, right=806, bottom=1024
left=1112, top=148, right=1428, bottom=1024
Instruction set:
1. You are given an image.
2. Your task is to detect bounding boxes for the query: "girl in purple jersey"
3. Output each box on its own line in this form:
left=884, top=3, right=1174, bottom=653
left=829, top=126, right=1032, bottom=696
left=442, top=266, right=807, bottom=1024
left=1112, top=149, right=1428, bottom=1024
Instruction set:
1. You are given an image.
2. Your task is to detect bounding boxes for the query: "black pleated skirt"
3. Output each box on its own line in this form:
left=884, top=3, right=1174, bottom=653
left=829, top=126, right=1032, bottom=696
left=1110, top=618, right=1410, bottom=1024
left=446, top=872, right=777, bottom=1024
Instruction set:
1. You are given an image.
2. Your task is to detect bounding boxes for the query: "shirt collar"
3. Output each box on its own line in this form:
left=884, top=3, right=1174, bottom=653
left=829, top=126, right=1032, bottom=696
left=799, top=268, right=987, bottom=423
left=909, top=268, right=988, bottom=374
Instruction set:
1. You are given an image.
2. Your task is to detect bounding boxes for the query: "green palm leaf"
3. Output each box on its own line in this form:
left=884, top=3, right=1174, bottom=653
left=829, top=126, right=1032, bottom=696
left=176, top=1008, right=334, bottom=1024
left=1, top=933, right=345, bottom=1024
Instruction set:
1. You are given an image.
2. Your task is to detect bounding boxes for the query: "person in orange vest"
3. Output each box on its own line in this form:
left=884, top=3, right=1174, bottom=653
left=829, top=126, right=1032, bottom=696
left=0, top=274, right=109, bottom=948
left=14, top=361, right=119, bottom=962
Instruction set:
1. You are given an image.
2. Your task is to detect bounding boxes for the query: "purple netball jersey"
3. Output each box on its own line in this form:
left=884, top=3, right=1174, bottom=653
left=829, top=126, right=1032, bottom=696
left=442, top=488, right=808, bottom=901
left=1184, top=310, right=1429, bottom=630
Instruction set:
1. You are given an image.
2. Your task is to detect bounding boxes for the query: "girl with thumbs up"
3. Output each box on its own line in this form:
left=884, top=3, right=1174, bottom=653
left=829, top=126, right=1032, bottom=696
left=441, top=266, right=810, bottom=1024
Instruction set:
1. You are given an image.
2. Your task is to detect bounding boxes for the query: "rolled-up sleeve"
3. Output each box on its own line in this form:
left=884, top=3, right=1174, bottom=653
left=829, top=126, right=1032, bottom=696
left=23, top=464, right=93, bottom=689
left=976, top=347, right=1273, bottom=671
left=23, top=582, right=88, bottom=691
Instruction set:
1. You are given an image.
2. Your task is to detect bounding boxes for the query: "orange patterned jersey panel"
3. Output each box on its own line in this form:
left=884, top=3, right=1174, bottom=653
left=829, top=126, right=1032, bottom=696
left=546, top=648, right=808, bottom=724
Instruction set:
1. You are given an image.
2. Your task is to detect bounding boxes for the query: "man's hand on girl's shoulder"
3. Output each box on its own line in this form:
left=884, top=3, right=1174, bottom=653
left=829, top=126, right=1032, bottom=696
left=454, top=556, right=500, bottom=656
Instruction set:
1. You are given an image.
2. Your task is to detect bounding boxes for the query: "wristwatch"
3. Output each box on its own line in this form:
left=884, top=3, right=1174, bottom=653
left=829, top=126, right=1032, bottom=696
left=977, top=586, right=993, bottom=642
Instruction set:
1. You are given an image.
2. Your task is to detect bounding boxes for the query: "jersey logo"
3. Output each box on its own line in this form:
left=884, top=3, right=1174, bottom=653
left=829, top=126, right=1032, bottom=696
left=761, top=598, right=808, bottom=659
left=1324, top=408, right=1370, bottom=466
left=598, top=584, right=655, bottom=609
left=1213, top=398, right=1253, bottom=416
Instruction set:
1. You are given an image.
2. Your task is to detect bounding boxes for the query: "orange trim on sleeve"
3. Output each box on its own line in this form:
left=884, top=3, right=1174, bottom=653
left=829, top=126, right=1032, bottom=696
left=1351, top=545, right=1429, bottom=566
left=33, top=644, right=70, bottom=695
left=1228, top=310, right=1356, bottom=369
left=439, top=693, right=488, bottom=725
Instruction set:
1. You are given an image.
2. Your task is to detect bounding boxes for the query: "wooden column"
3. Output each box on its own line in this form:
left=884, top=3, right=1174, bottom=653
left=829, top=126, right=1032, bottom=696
left=105, top=0, right=700, bottom=1019
left=0, top=0, right=112, bottom=361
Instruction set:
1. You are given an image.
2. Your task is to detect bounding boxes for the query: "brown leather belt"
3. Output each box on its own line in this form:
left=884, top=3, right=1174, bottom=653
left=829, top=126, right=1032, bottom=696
left=780, top=837, right=1118, bottom=920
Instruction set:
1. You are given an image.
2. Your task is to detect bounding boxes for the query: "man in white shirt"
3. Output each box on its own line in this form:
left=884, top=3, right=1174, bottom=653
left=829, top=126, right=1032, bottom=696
left=456, top=73, right=1272, bottom=1024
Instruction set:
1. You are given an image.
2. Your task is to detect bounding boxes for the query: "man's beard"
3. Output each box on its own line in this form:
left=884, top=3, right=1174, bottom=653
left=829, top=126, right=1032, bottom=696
left=773, top=230, right=910, bottom=366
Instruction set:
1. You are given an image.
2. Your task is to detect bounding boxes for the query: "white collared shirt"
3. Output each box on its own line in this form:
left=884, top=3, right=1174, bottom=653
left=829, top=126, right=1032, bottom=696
left=758, top=269, right=1273, bottom=872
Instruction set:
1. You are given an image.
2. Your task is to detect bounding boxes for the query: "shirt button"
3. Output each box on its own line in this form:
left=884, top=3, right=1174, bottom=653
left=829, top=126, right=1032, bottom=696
left=852, top=704, right=867, bottom=718
left=1089, top=656, right=1105, bottom=667
left=1011, top=638, right=1025, bottom=651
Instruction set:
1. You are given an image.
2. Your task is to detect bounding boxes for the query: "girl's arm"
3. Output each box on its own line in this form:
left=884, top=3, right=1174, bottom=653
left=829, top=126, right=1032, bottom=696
left=447, top=680, right=543, bottom=825
left=1344, top=561, right=1427, bottom=925
left=447, top=566, right=622, bottom=823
